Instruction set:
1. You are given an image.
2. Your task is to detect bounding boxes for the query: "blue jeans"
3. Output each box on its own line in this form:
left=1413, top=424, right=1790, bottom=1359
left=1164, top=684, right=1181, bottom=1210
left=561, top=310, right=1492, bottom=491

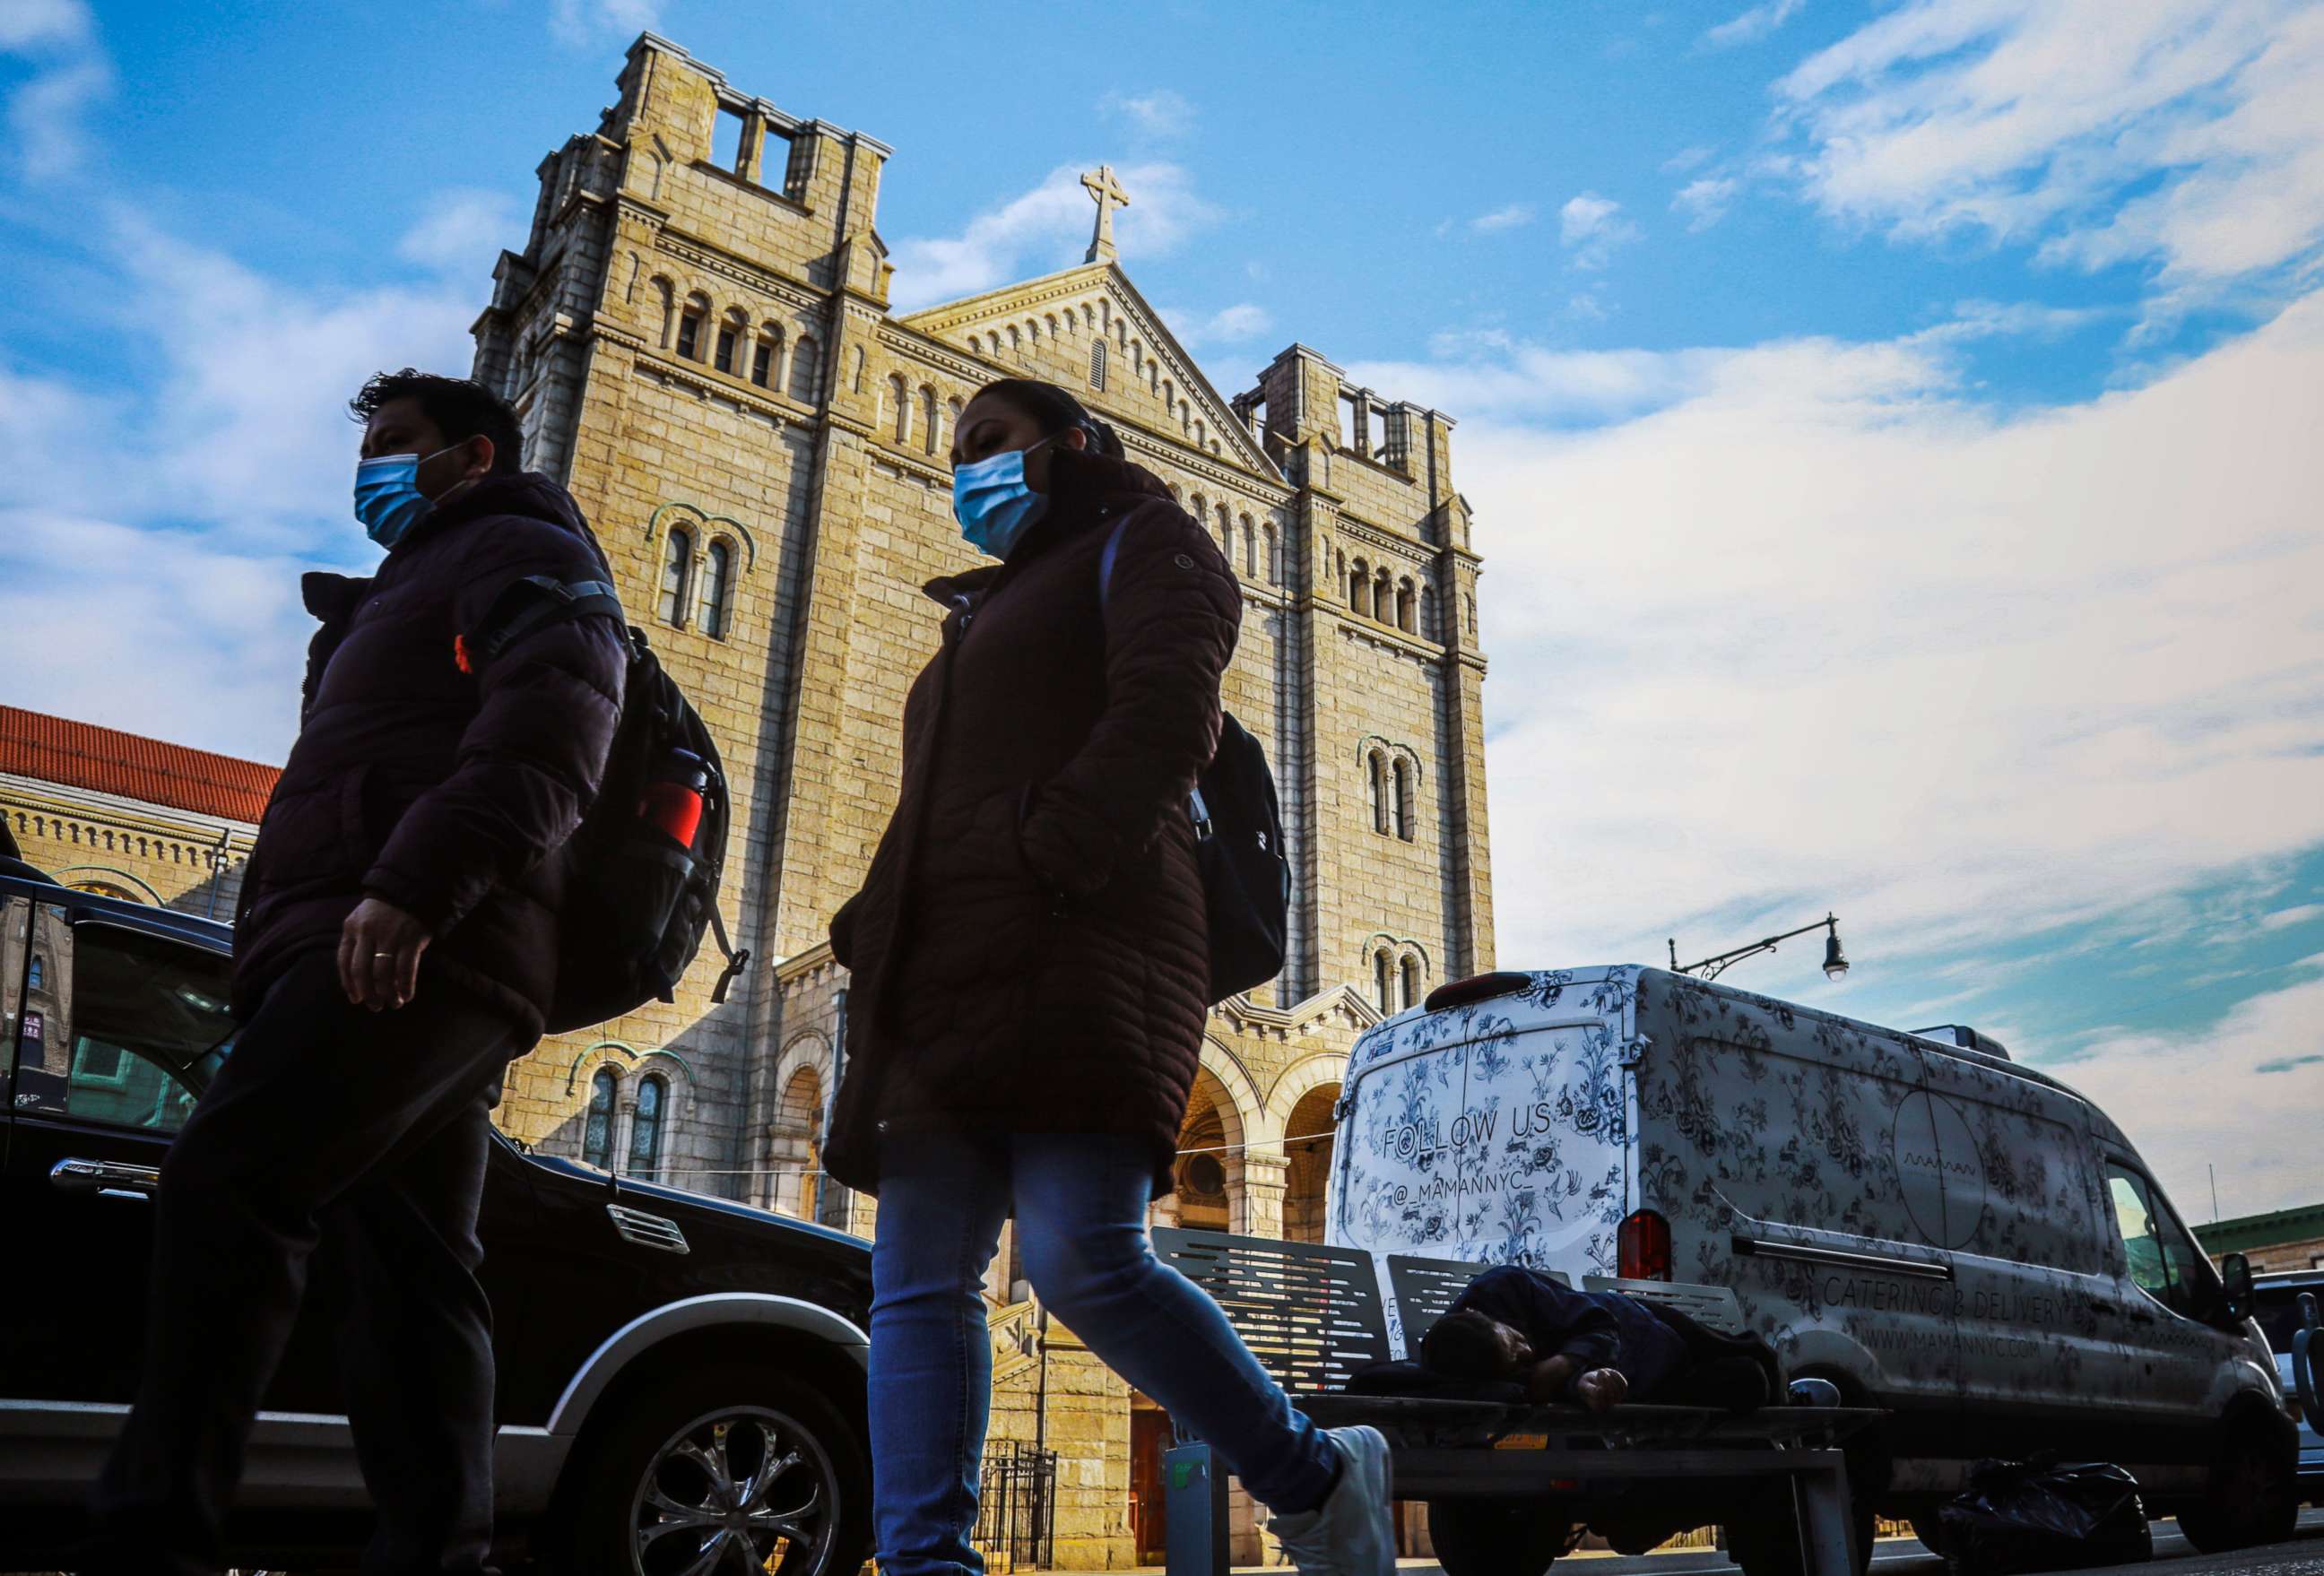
left=870, top=1131, right=1339, bottom=1576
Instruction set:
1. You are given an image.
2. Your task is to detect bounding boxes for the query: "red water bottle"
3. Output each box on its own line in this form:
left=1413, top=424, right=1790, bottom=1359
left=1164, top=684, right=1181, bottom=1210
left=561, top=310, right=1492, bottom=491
left=638, top=749, right=708, bottom=851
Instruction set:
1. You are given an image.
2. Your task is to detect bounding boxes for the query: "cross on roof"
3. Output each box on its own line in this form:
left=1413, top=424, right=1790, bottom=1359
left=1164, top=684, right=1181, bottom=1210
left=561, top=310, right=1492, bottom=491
left=1082, top=164, right=1129, bottom=264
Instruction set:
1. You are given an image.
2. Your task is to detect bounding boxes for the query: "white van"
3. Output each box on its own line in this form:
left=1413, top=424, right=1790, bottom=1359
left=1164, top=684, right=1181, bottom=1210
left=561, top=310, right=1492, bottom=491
left=1327, top=965, right=2296, bottom=1561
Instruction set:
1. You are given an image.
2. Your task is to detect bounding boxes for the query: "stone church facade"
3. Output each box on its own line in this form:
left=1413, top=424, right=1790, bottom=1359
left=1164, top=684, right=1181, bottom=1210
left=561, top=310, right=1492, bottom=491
left=469, top=34, right=1494, bottom=1565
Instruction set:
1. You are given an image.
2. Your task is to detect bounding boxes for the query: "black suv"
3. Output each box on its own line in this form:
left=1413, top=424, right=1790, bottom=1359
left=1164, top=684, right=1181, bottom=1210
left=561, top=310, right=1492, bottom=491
left=0, top=850, right=875, bottom=1575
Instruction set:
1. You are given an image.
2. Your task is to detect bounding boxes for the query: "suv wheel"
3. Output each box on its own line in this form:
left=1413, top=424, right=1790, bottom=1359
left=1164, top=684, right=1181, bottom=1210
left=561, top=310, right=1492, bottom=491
left=2177, top=1415, right=2297, bottom=1554
left=556, top=1360, right=872, bottom=1575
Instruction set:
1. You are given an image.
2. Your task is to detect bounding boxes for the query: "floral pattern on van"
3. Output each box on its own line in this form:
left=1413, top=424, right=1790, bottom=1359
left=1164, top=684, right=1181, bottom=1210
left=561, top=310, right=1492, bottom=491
left=1334, top=967, right=1640, bottom=1277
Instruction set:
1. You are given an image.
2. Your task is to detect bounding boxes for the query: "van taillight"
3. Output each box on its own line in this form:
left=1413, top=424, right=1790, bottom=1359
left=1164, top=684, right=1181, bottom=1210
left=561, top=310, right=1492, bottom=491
left=1619, top=1210, right=1672, bottom=1282
left=1422, top=971, right=1533, bottom=1013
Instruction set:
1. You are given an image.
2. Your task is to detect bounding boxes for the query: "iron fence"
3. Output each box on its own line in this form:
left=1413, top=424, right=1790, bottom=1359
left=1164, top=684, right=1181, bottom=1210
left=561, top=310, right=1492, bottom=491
left=974, top=1441, right=1058, bottom=1572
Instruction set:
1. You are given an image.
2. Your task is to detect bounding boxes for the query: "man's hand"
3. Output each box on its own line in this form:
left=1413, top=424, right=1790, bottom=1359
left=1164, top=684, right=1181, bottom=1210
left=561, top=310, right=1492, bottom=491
left=1523, top=1355, right=1576, bottom=1404
left=338, top=897, right=434, bottom=1011
left=1574, top=1367, right=1629, bottom=1413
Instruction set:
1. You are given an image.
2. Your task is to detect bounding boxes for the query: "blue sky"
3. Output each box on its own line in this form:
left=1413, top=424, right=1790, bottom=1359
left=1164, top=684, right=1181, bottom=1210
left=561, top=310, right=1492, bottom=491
left=4, top=0, right=2321, bottom=1219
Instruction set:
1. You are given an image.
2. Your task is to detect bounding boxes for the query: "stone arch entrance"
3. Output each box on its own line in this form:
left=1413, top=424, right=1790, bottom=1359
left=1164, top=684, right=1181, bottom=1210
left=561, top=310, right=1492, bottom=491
left=1281, top=1080, right=1340, bottom=1244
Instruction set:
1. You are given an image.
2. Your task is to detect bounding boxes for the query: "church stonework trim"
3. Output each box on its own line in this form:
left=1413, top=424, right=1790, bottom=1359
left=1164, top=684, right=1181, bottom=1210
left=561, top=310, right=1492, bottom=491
left=467, top=32, right=1491, bottom=1567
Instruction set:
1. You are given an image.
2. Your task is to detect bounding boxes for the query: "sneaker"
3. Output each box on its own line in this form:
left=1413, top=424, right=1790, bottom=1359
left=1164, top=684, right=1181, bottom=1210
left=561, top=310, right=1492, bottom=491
left=1269, top=1424, right=1396, bottom=1576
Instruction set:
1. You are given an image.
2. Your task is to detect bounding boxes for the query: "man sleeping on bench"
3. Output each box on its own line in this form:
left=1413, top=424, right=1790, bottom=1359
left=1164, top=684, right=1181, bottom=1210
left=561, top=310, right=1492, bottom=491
left=1417, top=1267, right=1782, bottom=1413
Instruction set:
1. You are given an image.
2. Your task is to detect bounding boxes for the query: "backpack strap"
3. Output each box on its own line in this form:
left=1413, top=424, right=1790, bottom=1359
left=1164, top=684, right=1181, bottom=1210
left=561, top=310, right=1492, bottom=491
left=1097, top=516, right=1132, bottom=619
left=467, top=576, right=625, bottom=670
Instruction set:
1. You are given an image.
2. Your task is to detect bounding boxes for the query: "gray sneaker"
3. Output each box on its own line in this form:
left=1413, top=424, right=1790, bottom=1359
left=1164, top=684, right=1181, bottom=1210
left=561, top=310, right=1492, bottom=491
left=1269, top=1424, right=1396, bottom=1576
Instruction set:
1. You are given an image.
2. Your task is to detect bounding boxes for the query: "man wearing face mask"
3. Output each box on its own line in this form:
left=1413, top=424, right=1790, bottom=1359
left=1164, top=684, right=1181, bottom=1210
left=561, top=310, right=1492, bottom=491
left=83, top=370, right=628, bottom=1576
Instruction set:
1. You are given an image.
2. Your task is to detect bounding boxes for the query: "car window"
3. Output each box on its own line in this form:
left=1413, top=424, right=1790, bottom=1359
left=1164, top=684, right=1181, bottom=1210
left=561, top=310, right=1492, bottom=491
left=2254, top=1286, right=2316, bottom=1353
left=2105, top=1170, right=2170, bottom=1298
left=13, top=921, right=232, bottom=1138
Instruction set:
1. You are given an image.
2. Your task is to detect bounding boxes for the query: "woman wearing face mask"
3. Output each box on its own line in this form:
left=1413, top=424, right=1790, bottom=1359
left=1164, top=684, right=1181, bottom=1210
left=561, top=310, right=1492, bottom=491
left=823, top=377, right=1395, bottom=1576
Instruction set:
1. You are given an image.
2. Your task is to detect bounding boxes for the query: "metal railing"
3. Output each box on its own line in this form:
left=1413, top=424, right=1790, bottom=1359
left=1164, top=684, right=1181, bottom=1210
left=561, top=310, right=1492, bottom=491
left=974, top=1441, right=1058, bottom=1572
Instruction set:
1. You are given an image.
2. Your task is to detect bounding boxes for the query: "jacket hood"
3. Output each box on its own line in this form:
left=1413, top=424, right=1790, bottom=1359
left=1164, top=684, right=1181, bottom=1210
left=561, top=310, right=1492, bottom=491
left=921, top=449, right=1173, bottom=609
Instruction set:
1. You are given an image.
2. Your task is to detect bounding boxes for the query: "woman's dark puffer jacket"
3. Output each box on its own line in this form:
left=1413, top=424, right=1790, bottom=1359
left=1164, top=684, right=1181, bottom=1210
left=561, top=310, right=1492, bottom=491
left=823, top=450, right=1243, bottom=1198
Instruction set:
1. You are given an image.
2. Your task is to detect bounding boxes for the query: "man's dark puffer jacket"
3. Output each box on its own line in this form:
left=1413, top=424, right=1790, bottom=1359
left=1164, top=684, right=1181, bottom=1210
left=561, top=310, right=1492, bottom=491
left=231, top=472, right=628, bottom=1046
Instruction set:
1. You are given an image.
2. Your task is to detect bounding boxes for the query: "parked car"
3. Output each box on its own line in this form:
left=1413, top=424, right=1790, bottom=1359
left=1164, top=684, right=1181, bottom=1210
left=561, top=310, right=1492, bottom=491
left=2253, top=1270, right=2324, bottom=1504
left=0, top=852, right=875, bottom=1576
left=1327, top=964, right=2297, bottom=1572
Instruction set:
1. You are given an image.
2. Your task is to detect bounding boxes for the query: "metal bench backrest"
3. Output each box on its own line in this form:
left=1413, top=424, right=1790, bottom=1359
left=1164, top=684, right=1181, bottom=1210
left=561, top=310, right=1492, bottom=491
left=1152, top=1228, right=1392, bottom=1395
left=1387, top=1255, right=1571, bottom=1355
left=1583, top=1276, right=1748, bottom=1336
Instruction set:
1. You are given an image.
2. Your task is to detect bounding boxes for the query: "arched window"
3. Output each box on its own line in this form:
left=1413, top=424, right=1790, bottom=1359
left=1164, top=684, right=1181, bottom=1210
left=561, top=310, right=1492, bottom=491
left=1240, top=515, right=1258, bottom=577
left=1375, top=568, right=1393, bottom=621
left=583, top=1068, right=617, bottom=1170
left=1464, top=593, right=1477, bottom=635
left=1214, top=503, right=1232, bottom=558
left=888, top=374, right=910, bottom=444
left=28, top=955, right=43, bottom=991
left=1263, top=522, right=1280, bottom=585
left=1375, top=949, right=1394, bottom=1012
left=1418, top=585, right=1434, bottom=639
left=1392, top=758, right=1415, bottom=840
left=651, top=277, right=675, bottom=349
left=1368, top=751, right=1390, bottom=835
left=751, top=324, right=781, bottom=388
left=628, top=1073, right=666, bottom=1177
left=790, top=333, right=819, bottom=402
left=1089, top=338, right=1107, bottom=390
left=699, top=540, right=733, bottom=640
left=658, top=525, right=693, bottom=627
left=676, top=293, right=709, bottom=360
left=947, top=395, right=964, bottom=442
left=922, top=385, right=941, bottom=455
left=1400, top=956, right=1422, bottom=1012
left=1397, top=579, right=1417, bottom=634
left=1351, top=560, right=1373, bottom=618
left=715, top=309, right=745, bottom=374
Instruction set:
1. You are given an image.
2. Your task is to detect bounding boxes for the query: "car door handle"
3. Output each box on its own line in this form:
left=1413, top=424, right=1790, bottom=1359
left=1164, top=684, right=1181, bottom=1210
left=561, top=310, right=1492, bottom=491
left=51, top=1157, right=160, bottom=1200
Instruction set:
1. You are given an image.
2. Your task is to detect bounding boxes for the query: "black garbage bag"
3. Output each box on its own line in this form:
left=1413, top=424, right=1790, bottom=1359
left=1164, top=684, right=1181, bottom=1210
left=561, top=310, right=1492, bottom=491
left=1938, top=1456, right=2153, bottom=1574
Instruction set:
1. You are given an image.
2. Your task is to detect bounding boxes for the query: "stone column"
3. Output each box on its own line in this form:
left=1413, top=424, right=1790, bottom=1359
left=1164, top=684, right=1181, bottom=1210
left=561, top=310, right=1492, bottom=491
left=1240, top=1150, right=1290, bottom=1240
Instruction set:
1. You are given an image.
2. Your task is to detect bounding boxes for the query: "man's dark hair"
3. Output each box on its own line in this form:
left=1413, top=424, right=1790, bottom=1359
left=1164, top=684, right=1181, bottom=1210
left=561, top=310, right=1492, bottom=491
left=1419, top=1309, right=1513, bottom=1382
left=349, top=369, right=525, bottom=475
left=972, top=377, right=1126, bottom=458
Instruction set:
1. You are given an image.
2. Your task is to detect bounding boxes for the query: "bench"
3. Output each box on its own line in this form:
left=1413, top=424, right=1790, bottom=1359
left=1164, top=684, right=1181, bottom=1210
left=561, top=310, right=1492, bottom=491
left=1150, top=1227, right=1875, bottom=1576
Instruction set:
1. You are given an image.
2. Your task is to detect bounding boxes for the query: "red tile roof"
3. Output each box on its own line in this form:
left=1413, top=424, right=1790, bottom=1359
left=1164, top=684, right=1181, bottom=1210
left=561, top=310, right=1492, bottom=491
left=0, top=706, right=279, bottom=826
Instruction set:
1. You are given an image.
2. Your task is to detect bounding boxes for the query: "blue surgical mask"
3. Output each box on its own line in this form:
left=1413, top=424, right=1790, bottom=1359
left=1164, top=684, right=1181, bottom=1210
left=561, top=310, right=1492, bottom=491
left=353, top=444, right=465, bottom=550
left=952, top=432, right=1070, bottom=559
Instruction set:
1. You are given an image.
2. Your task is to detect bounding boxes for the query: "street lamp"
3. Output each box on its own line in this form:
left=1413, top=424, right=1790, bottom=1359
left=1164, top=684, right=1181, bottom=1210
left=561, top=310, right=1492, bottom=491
left=1669, top=913, right=1851, bottom=983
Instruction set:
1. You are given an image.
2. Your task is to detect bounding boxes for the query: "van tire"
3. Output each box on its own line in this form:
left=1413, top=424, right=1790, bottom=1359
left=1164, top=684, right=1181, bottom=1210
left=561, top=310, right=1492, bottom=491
left=2176, top=1413, right=2297, bottom=1554
left=1425, top=1499, right=1571, bottom=1576
left=1908, top=1514, right=1945, bottom=1555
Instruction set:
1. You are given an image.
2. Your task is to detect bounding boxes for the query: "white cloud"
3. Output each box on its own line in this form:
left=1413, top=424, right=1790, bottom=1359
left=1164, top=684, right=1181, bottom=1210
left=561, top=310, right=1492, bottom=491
left=1704, top=0, right=1805, bottom=48
left=1345, top=286, right=2324, bottom=1016
left=1672, top=176, right=1739, bottom=231
left=1168, top=301, right=1274, bottom=350
left=1775, top=0, right=2324, bottom=288
left=0, top=0, right=91, bottom=49
left=2053, top=966, right=2324, bottom=1219
left=1559, top=192, right=1642, bottom=269
left=1472, top=203, right=1538, bottom=234
left=398, top=188, right=520, bottom=275
left=1663, top=145, right=1716, bottom=175
left=2260, top=904, right=2324, bottom=931
left=2, top=0, right=105, bottom=180
left=888, top=162, right=1219, bottom=313
left=550, top=0, right=659, bottom=47
left=1101, top=89, right=1194, bottom=141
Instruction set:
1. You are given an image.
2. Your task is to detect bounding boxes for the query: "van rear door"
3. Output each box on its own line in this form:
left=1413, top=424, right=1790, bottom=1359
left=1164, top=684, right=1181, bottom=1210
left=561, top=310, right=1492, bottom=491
left=1329, top=985, right=1633, bottom=1280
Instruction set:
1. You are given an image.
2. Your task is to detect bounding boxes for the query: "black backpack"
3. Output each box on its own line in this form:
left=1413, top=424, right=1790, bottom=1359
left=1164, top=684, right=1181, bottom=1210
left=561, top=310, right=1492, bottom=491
left=1099, top=523, right=1291, bottom=1003
left=469, top=576, right=750, bottom=1034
